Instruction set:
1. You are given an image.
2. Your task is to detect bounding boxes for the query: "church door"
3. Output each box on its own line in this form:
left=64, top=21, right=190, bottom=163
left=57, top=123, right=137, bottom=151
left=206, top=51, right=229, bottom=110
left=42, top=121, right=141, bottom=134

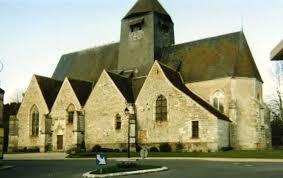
left=57, top=135, right=63, bottom=150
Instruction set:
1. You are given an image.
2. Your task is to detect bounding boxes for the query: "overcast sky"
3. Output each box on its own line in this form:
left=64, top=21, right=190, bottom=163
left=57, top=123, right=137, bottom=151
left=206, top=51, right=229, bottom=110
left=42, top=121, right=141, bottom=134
left=1, top=0, right=283, bottom=103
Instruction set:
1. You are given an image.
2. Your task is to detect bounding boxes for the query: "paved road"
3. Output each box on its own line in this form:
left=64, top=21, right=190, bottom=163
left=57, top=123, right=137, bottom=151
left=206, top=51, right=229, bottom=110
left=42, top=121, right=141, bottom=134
left=1, top=159, right=283, bottom=178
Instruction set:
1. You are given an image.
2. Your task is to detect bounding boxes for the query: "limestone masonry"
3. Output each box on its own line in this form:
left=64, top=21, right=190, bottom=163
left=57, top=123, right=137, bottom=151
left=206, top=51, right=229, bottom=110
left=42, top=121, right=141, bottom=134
left=10, top=0, right=271, bottom=152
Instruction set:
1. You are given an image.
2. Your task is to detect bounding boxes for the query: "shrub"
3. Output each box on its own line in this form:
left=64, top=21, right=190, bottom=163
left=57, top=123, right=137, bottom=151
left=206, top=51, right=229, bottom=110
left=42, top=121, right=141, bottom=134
left=92, top=145, right=102, bottom=152
left=66, top=147, right=80, bottom=155
left=121, top=148, right=128, bottom=152
left=220, top=147, right=233, bottom=152
left=100, top=148, right=115, bottom=152
left=159, top=143, right=172, bottom=152
left=114, top=149, right=120, bottom=152
left=149, top=147, right=159, bottom=152
left=176, top=142, right=184, bottom=151
left=117, top=162, right=138, bottom=169
left=18, top=147, right=39, bottom=153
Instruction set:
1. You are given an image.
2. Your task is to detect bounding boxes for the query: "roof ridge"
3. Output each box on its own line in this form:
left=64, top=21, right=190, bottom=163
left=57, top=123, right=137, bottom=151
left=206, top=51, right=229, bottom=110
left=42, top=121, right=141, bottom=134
left=168, top=31, right=242, bottom=49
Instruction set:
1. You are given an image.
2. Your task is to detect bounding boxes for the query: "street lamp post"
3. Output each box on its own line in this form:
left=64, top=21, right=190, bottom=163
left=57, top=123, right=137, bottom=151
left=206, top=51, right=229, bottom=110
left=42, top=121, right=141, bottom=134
left=124, top=107, right=130, bottom=158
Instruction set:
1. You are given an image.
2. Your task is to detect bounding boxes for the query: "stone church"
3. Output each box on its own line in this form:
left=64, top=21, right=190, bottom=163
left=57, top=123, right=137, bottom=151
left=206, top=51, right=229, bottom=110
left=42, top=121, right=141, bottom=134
left=9, top=0, right=271, bottom=153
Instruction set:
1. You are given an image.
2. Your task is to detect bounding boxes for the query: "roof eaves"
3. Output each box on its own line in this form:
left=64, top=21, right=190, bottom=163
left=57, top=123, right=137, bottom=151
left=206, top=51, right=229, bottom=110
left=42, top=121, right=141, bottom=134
left=157, top=62, right=231, bottom=122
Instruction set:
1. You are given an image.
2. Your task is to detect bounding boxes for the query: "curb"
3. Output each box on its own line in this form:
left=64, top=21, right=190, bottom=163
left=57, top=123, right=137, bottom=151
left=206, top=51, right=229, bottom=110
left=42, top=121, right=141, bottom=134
left=113, top=157, right=283, bottom=163
left=0, top=165, right=14, bottom=171
left=82, top=166, right=168, bottom=178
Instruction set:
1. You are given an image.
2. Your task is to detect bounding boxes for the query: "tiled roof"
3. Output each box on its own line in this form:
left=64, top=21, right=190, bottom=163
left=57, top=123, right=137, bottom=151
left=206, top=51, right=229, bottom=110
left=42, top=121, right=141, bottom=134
left=161, top=31, right=263, bottom=83
left=107, top=72, right=135, bottom=103
left=52, top=43, right=119, bottom=82
left=68, top=78, right=93, bottom=106
left=34, top=75, right=63, bottom=110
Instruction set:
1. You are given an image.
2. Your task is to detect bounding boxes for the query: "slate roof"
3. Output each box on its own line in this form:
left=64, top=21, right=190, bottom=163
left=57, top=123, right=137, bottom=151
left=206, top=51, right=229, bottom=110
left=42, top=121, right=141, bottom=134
left=124, top=0, right=170, bottom=19
left=68, top=78, right=93, bottom=106
left=161, top=31, right=263, bottom=83
left=158, top=62, right=231, bottom=122
left=132, top=77, right=146, bottom=100
left=34, top=75, right=63, bottom=110
left=52, top=32, right=262, bottom=85
left=107, top=72, right=135, bottom=103
left=52, top=43, right=119, bottom=82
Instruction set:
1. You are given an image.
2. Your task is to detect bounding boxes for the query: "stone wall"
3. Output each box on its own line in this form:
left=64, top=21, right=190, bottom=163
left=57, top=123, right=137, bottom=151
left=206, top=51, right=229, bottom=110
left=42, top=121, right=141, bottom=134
left=8, top=115, right=18, bottom=152
left=135, top=62, right=228, bottom=152
left=17, top=76, right=49, bottom=152
left=0, top=89, right=4, bottom=159
left=84, top=71, right=129, bottom=151
left=50, top=78, right=83, bottom=151
left=187, top=77, right=271, bottom=150
left=217, top=119, right=230, bottom=149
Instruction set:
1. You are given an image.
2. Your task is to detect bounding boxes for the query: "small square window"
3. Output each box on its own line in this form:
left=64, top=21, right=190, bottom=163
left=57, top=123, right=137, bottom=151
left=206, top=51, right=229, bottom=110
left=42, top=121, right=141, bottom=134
left=130, top=23, right=143, bottom=32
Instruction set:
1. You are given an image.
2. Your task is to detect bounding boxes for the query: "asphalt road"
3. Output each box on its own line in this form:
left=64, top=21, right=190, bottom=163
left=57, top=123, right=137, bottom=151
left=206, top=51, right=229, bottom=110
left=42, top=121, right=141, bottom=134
left=1, top=159, right=283, bottom=178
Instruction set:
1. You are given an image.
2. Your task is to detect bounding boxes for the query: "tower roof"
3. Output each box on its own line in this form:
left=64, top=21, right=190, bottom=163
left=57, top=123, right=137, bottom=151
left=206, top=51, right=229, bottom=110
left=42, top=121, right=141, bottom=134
left=124, top=0, right=170, bottom=19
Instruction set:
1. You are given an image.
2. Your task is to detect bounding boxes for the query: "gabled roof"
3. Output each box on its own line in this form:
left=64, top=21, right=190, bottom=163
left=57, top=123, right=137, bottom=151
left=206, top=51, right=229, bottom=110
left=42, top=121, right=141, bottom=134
left=52, top=43, right=119, bottom=82
left=271, top=40, right=283, bottom=61
left=107, top=72, right=134, bottom=103
left=34, top=75, right=63, bottom=110
left=158, top=62, right=230, bottom=122
left=68, top=78, right=93, bottom=106
left=124, top=0, right=170, bottom=19
left=132, top=77, right=146, bottom=100
left=0, top=88, right=4, bottom=95
left=161, top=31, right=263, bottom=83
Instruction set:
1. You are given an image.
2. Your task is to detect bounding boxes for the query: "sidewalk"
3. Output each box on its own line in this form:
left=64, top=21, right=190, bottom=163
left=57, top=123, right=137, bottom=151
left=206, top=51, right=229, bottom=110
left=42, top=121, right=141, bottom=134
left=3, top=153, right=283, bottom=162
left=4, top=153, right=67, bottom=160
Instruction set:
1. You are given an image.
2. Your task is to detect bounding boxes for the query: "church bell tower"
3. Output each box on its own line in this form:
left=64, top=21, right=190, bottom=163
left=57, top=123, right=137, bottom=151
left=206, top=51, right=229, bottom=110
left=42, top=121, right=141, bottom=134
left=118, top=0, right=175, bottom=76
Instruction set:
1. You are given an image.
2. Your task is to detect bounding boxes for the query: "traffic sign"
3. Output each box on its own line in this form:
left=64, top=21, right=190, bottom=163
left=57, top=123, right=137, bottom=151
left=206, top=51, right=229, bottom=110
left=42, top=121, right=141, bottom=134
left=96, top=153, right=107, bottom=165
left=140, top=148, right=148, bottom=159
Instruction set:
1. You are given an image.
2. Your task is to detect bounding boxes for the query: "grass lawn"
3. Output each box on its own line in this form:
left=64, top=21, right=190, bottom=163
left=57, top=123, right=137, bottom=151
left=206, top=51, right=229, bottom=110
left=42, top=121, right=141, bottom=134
left=67, top=149, right=283, bottom=159
left=90, top=165, right=161, bottom=174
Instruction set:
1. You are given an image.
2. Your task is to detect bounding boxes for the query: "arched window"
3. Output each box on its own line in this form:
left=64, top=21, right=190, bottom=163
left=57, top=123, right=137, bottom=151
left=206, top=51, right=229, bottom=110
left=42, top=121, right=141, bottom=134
left=156, top=95, right=167, bottom=121
left=115, top=114, right=122, bottom=130
left=67, top=104, right=75, bottom=124
left=31, top=105, right=39, bottom=136
left=212, top=91, right=225, bottom=113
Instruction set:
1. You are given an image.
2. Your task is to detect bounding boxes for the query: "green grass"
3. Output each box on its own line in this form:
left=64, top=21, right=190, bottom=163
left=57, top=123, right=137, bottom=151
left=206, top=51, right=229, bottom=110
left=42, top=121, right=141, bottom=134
left=67, top=150, right=283, bottom=159
left=90, top=165, right=161, bottom=174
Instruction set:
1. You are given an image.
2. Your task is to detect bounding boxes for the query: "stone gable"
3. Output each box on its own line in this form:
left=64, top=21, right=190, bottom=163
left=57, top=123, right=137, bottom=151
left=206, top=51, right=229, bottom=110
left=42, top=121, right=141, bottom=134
left=17, top=75, right=49, bottom=152
left=50, top=78, right=83, bottom=151
left=84, top=71, right=129, bottom=151
left=135, top=62, right=230, bottom=151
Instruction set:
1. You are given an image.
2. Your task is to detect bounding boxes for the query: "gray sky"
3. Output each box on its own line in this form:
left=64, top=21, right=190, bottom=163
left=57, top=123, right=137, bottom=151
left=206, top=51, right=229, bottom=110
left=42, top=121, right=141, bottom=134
left=1, top=0, right=283, bottom=103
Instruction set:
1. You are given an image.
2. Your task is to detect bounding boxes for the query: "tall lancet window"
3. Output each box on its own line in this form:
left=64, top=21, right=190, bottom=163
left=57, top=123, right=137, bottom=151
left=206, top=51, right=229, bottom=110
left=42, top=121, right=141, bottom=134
left=115, top=114, right=122, bottom=130
left=31, top=105, right=39, bottom=136
left=212, top=91, right=225, bottom=113
left=67, top=104, right=75, bottom=124
left=156, top=95, right=167, bottom=121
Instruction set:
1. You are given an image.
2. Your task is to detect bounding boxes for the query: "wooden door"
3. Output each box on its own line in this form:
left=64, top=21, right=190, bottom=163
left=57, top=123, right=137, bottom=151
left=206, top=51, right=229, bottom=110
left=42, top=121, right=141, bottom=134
left=57, top=135, right=63, bottom=150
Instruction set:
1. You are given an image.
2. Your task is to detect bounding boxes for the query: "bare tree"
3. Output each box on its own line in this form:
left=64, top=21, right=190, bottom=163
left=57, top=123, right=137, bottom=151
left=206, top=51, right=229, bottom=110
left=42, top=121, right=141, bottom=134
left=9, top=89, right=24, bottom=104
left=268, top=62, right=283, bottom=128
